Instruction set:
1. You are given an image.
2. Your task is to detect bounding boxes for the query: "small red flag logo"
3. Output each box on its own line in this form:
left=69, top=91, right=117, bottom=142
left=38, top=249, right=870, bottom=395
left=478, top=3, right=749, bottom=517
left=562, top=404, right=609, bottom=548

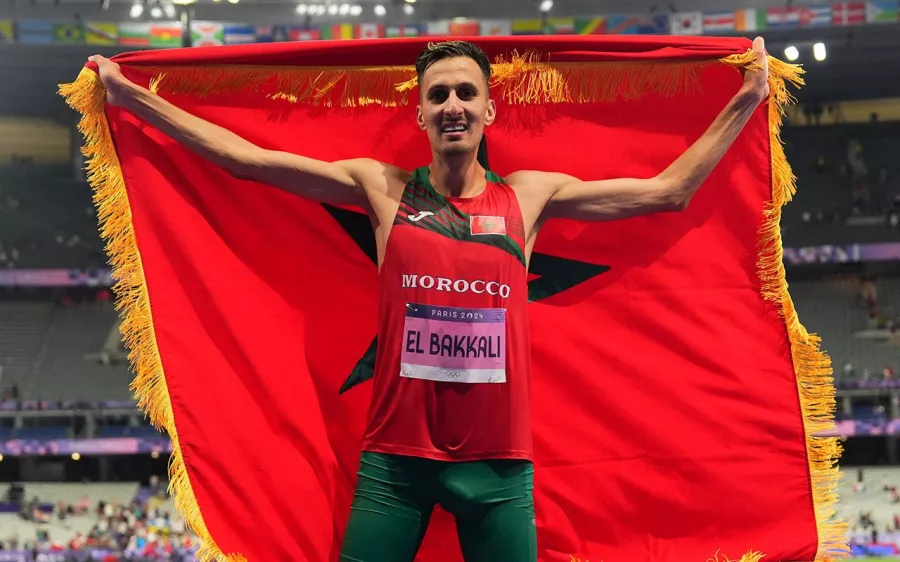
left=470, top=216, right=506, bottom=236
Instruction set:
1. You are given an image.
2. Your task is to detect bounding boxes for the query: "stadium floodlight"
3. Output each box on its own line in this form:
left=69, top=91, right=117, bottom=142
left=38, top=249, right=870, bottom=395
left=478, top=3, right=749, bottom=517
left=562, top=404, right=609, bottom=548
left=149, top=4, right=163, bottom=17
left=404, top=0, right=416, bottom=4
left=374, top=4, right=386, bottom=16
left=403, top=3, right=414, bottom=14
left=328, top=3, right=339, bottom=14
left=784, top=45, right=800, bottom=61
left=339, top=3, right=350, bottom=14
left=163, top=2, right=176, bottom=17
left=296, top=3, right=307, bottom=14
left=129, top=2, right=144, bottom=17
left=350, top=4, right=362, bottom=15
left=540, top=0, right=553, bottom=12
left=813, top=42, right=827, bottom=61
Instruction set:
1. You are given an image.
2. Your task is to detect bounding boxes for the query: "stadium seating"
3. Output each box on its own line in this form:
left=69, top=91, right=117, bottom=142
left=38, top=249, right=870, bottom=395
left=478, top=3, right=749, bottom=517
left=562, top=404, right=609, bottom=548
left=837, top=467, right=900, bottom=534
left=96, top=425, right=163, bottom=438
left=0, top=302, right=55, bottom=394
left=0, top=302, right=130, bottom=402
left=0, top=165, right=103, bottom=270
left=792, top=276, right=898, bottom=380
left=781, top=122, right=900, bottom=247
left=14, top=426, right=71, bottom=440
left=18, top=482, right=141, bottom=507
left=30, top=304, right=130, bottom=401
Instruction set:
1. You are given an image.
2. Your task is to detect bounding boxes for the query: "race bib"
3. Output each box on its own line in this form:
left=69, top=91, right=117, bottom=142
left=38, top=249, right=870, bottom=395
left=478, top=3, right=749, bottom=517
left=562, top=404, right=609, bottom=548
left=400, top=303, right=506, bottom=383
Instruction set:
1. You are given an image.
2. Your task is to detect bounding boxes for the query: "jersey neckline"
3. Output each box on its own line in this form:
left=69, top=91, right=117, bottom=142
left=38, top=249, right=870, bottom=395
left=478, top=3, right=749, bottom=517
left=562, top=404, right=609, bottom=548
left=412, top=166, right=505, bottom=204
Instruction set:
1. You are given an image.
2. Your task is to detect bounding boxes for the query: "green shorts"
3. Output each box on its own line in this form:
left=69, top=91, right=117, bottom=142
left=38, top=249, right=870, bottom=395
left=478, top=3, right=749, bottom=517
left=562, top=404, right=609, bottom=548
left=339, top=451, right=537, bottom=562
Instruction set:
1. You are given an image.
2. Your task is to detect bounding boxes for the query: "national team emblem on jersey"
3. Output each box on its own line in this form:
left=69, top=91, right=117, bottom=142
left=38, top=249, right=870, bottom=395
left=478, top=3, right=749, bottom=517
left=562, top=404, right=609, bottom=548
left=470, top=215, right=506, bottom=236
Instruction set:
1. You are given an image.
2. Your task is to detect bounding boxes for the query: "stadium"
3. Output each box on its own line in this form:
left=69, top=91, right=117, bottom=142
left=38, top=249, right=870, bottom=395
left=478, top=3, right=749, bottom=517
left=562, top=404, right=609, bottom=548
left=1, top=0, right=900, bottom=560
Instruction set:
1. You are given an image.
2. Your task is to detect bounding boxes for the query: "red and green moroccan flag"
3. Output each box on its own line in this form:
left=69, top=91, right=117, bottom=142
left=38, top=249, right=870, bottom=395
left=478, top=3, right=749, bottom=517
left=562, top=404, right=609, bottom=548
left=60, top=36, right=846, bottom=562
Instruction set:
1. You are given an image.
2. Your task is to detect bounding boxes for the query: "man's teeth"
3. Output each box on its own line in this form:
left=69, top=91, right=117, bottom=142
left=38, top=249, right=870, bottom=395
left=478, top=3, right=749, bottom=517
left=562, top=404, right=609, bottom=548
left=443, top=124, right=467, bottom=132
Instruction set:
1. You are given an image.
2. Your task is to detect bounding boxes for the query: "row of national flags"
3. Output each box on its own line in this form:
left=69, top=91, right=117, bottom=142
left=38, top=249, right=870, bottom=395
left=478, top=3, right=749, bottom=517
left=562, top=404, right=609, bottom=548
left=672, top=2, right=897, bottom=34
left=0, top=2, right=898, bottom=46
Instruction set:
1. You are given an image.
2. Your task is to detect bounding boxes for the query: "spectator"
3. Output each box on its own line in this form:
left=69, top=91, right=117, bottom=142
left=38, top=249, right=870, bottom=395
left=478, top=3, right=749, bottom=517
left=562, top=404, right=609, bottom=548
left=860, top=276, right=878, bottom=309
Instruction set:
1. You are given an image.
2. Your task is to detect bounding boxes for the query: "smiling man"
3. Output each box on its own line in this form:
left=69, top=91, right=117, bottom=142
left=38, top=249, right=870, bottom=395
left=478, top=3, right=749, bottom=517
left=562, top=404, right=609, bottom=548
left=89, top=37, right=769, bottom=562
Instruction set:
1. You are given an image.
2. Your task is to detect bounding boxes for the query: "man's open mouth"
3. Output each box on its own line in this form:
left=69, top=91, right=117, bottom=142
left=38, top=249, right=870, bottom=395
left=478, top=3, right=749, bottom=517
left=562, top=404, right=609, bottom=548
left=441, top=123, right=468, bottom=133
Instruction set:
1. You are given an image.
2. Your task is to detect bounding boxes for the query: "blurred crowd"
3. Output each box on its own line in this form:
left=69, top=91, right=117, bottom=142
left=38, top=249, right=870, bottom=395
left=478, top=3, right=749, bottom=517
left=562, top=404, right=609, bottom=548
left=2, top=478, right=200, bottom=561
left=849, top=508, right=900, bottom=549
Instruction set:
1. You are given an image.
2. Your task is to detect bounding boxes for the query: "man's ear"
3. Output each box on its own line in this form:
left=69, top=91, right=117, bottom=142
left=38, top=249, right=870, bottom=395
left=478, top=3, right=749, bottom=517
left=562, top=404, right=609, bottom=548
left=485, top=98, right=497, bottom=126
left=416, top=105, right=426, bottom=130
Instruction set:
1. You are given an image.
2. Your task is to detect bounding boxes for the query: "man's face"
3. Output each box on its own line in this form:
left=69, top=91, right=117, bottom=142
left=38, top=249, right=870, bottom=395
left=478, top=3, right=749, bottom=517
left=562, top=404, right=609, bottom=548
left=416, top=56, right=496, bottom=158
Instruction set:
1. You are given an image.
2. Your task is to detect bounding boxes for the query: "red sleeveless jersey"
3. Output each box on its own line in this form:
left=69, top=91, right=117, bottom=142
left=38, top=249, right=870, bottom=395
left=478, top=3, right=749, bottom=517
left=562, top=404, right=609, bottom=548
left=361, top=166, right=532, bottom=461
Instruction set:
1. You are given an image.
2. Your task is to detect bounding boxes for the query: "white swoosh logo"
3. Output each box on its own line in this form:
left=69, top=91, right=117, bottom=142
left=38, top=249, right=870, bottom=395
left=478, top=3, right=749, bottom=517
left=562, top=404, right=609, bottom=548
left=408, top=211, right=434, bottom=222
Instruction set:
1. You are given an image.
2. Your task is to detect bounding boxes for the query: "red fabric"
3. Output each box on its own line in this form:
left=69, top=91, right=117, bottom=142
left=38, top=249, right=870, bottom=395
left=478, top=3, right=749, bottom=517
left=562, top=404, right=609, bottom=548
left=98, top=36, right=819, bottom=561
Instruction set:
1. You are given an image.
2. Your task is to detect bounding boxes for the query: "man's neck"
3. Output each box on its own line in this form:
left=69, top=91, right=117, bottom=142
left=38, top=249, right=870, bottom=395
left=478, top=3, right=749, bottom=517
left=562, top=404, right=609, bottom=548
left=428, top=151, right=485, bottom=198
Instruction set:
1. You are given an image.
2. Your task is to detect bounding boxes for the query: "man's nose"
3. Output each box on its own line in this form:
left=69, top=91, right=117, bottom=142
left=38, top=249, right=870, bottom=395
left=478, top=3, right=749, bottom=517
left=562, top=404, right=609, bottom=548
left=444, top=94, right=463, bottom=117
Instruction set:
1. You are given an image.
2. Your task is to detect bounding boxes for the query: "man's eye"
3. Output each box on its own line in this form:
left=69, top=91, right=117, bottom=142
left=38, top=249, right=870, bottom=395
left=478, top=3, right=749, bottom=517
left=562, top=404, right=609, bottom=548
left=430, top=92, right=448, bottom=102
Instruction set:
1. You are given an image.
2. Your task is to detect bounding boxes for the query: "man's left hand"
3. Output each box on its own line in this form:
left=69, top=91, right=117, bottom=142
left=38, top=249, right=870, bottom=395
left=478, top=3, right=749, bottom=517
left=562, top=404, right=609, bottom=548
left=743, top=36, right=770, bottom=100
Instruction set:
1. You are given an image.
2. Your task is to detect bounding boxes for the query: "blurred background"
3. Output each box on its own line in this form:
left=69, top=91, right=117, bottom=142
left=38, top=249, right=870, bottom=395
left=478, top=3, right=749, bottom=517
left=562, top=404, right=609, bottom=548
left=1, top=0, right=900, bottom=560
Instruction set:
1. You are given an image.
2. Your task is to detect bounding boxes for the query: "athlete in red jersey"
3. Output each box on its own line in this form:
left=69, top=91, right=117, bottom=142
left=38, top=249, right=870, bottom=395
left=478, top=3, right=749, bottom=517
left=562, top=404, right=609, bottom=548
left=365, top=166, right=533, bottom=462
left=90, top=37, right=770, bottom=562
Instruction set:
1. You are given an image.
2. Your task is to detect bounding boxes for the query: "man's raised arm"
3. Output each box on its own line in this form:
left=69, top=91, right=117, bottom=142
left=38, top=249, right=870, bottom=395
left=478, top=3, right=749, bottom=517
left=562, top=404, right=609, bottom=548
left=510, top=37, right=771, bottom=225
left=89, top=55, right=387, bottom=208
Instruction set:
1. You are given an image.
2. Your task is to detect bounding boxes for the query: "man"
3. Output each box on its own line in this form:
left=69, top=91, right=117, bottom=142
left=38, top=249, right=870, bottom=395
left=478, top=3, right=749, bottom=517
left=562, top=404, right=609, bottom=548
left=89, top=36, right=769, bottom=562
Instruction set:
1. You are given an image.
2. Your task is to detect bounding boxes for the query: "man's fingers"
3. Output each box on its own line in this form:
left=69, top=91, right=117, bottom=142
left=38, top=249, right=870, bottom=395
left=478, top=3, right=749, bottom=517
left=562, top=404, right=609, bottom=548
left=753, top=36, right=765, bottom=54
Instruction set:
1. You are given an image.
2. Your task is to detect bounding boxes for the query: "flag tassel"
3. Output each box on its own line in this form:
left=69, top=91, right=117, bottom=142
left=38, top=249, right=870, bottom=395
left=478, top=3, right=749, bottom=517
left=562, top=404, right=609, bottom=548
left=137, top=53, right=706, bottom=107
left=724, top=49, right=849, bottom=561
left=58, top=67, right=246, bottom=562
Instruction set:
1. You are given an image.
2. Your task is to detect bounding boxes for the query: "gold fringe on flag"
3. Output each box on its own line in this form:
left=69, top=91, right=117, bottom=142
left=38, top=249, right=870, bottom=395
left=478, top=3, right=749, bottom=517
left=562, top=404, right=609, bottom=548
left=724, top=49, right=849, bottom=561
left=134, top=52, right=707, bottom=107
left=58, top=67, right=246, bottom=562
left=58, top=44, right=846, bottom=562
left=139, top=64, right=420, bottom=107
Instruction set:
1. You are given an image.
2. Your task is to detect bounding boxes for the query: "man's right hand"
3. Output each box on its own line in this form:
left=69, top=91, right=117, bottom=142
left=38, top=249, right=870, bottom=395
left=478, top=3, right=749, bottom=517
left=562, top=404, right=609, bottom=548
left=88, top=55, right=131, bottom=107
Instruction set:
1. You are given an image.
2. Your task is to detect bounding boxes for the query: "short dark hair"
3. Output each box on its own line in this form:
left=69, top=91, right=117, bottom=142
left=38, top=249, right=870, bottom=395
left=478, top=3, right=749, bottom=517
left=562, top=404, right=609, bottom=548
left=415, top=40, right=492, bottom=90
